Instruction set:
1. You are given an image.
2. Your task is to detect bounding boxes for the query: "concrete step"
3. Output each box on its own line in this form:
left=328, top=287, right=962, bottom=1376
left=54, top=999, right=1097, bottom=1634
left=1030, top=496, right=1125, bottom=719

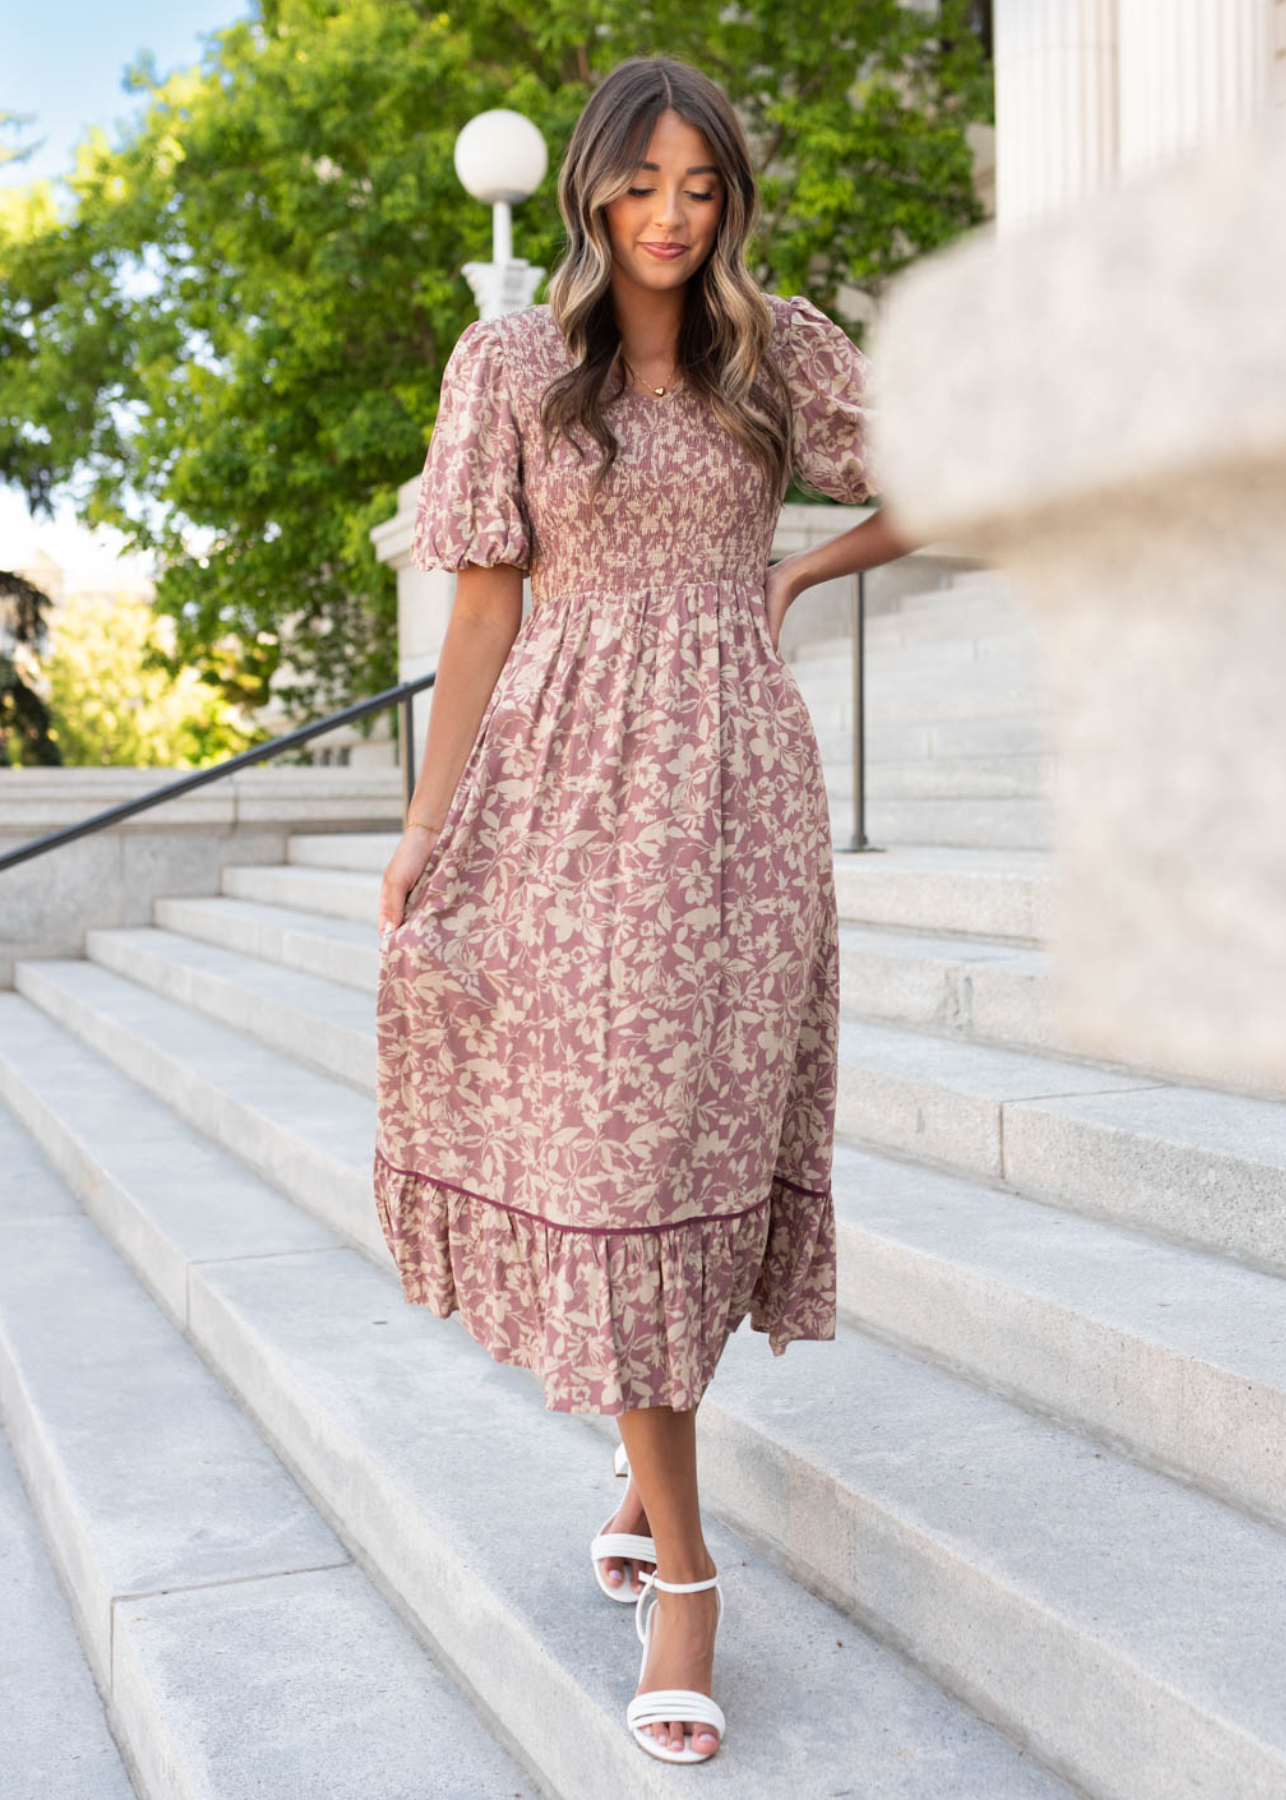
left=287, top=830, right=399, bottom=872
left=155, top=895, right=378, bottom=999
left=0, top=1104, right=531, bottom=1800
left=881, top=578, right=1030, bottom=625
left=0, top=997, right=1077, bottom=1800
left=152, top=888, right=1058, bottom=1059
left=812, top=630, right=1040, bottom=676
left=32, top=935, right=1284, bottom=1275
left=793, top=648, right=1039, bottom=700
left=0, top=1424, right=137, bottom=1800
left=834, top=1013, right=1286, bottom=1271
left=222, top=858, right=381, bottom=924
left=814, top=717, right=1054, bottom=764
left=693, top=1317, right=1286, bottom=1800
left=827, top=1134, right=1286, bottom=1528
left=838, top=795, right=1053, bottom=850
left=154, top=893, right=377, bottom=992
left=264, top=840, right=1058, bottom=948
left=83, top=924, right=374, bottom=1092
left=11, top=957, right=387, bottom=1264
left=836, top=920, right=1053, bottom=1047
left=805, top=683, right=1047, bottom=730
left=865, top=616, right=1035, bottom=654
left=827, top=752, right=1054, bottom=801
left=793, top=594, right=1029, bottom=664
left=830, top=845, right=1054, bottom=941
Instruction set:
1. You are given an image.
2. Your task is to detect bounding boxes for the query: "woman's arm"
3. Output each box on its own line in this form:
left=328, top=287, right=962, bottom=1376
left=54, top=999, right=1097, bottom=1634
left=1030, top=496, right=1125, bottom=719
left=378, top=562, right=525, bottom=934
left=763, top=504, right=921, bottom=649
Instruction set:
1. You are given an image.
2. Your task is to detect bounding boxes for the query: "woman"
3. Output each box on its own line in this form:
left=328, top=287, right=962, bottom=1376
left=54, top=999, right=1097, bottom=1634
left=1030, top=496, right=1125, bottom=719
left=374, top=53, right=914, bottom=1767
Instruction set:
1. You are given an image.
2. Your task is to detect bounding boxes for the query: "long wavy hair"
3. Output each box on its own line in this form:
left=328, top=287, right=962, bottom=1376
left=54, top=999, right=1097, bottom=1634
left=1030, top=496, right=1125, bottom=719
left=541, top=56, right=795, bottom=499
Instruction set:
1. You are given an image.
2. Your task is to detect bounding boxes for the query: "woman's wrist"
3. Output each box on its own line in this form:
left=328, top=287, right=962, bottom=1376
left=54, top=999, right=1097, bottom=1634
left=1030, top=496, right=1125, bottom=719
left=405, top=818, right=443, bottom=834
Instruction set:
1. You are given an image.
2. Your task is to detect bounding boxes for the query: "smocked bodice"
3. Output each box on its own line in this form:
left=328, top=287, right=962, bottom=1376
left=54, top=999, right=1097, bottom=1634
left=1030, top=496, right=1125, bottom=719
left=409, top=293, right=879, bottom=610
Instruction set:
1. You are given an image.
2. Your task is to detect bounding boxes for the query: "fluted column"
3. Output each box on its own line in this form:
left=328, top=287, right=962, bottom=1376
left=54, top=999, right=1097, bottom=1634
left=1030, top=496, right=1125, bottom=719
left=993, top=0, right=1118, bottom=233
left=1119, top=0, right=1272, bottom=180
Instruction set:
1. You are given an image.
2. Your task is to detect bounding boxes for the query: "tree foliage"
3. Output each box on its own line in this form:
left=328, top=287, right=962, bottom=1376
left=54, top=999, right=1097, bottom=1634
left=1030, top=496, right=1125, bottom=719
left=0, top=568, right=60, bottom=766
left=0, top=1, right=991, bottom=717
left=41, top=592, right=260, bottom=767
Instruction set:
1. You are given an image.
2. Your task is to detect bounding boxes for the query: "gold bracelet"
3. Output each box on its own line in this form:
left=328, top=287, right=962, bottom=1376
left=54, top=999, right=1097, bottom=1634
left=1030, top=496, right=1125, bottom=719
left=406, top=819, right=443, bottom=833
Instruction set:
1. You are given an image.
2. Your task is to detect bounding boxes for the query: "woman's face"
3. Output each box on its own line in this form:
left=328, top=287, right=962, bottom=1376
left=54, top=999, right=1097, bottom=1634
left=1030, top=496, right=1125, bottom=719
left=603, top=107, right=726, bottom=293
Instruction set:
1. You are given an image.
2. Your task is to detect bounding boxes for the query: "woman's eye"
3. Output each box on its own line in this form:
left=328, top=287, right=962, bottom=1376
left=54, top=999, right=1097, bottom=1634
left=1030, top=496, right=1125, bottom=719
left=627, top=187, right=716, bottom=201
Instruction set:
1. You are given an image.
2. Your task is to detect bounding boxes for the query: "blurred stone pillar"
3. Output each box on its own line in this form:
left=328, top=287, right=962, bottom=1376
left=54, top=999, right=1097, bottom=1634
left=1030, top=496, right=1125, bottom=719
left=1119, top=0, right=1272, bottom=179
left=994, top=0, right=1280, bottom=231
left=870, top=113, right=1286, bottom=1096
left=992, top=0, right=1119, bottom=231
left=368, top=475, right=533, bottom=793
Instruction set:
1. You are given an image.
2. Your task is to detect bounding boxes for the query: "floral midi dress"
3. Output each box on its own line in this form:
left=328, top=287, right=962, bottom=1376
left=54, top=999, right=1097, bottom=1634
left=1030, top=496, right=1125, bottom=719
left=373, top=290, right=879, bottom=1415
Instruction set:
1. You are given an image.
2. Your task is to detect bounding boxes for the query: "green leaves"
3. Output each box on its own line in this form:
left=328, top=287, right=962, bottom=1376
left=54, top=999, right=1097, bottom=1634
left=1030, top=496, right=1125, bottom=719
left=0, top=0, right=990, bottom=717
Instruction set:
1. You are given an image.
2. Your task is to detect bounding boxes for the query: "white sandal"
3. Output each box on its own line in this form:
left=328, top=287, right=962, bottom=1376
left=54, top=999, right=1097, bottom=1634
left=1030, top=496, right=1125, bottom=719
left=589, top=1442, right=656, bottom=1603
left=626, top=1571, right=726, bottom=1764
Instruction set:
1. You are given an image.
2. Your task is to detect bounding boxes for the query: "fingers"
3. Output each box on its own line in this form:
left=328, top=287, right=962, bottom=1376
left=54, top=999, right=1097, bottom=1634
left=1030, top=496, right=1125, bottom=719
left=378, top=890, right=407, bottom=938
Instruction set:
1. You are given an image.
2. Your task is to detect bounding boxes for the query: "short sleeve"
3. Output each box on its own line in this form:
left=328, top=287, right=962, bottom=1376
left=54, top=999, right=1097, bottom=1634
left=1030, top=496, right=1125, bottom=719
left=777, top=293, right=880, bottom=505
left=410, top=317, right=532, bottom=573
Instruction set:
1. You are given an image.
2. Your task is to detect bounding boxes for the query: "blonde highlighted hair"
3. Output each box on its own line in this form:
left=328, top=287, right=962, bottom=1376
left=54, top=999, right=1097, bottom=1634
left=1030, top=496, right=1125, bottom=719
left=541, top=55, right=794, bottom=497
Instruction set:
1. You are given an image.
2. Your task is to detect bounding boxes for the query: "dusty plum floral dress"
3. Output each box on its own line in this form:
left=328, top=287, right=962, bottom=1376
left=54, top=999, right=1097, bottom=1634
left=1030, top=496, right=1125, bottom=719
left=373, top=290, right=879, bottom=1415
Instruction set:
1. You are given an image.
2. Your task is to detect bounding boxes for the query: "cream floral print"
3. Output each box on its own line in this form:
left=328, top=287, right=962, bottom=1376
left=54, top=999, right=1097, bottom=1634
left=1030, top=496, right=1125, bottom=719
left=374, top=291, right=879, bottom=1414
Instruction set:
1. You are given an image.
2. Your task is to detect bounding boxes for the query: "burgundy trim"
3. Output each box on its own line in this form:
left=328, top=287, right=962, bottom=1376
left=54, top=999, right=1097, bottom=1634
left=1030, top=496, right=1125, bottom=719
left=373, top=1145, right=828, bottom=1237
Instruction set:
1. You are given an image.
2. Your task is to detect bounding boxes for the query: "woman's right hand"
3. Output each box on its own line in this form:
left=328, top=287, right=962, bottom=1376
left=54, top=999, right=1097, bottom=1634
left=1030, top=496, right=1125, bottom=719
left=378, top=825, right=441, bottom=939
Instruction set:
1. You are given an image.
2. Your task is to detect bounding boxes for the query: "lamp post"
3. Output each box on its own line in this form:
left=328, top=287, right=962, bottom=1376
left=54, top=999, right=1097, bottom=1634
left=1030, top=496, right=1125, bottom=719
left=453, top=108, right=548, bottom=317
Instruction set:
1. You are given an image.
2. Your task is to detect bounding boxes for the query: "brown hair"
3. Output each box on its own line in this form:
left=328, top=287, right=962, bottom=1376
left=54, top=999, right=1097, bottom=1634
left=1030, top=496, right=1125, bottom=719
left=540, top=55, right=794, bottom=497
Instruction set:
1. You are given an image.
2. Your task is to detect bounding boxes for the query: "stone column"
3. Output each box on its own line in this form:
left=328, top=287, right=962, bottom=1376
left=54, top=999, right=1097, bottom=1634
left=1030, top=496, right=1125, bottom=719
left=870, top=113, right=1286, bottom=1096
left=992, top=0, right=1119, bottom=232
left=1118, top=0, right=1272, bottom=180
left=368, top=474, right=532, bottom=788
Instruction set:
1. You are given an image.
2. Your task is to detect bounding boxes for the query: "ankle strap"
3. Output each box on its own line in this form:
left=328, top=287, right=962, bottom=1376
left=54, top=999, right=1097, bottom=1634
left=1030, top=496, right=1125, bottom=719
left=646, top=1572, right=720, bottom=1593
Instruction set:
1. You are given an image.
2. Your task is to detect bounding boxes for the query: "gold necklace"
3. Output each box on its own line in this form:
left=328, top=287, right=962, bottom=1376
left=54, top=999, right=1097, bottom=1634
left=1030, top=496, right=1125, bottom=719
left=622, top=354, right=676, bottom=397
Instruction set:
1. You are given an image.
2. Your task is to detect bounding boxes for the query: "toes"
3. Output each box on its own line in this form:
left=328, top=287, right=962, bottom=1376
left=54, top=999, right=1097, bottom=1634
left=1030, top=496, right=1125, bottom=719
left=648, top=1719, right=718, bottom=1755
left=602, top=1556, right=625, bottom=1587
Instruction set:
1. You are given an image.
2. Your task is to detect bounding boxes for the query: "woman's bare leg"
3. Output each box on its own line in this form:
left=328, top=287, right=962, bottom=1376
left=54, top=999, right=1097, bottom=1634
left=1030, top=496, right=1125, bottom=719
left=616, top=1402, right=721, bottom=1754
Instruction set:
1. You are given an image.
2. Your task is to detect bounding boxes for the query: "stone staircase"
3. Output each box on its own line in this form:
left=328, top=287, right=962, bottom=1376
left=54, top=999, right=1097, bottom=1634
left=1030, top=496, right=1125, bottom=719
left=800, top=567, right=1056, bottom=849
left=2, top=818, right=1285, bottom=1798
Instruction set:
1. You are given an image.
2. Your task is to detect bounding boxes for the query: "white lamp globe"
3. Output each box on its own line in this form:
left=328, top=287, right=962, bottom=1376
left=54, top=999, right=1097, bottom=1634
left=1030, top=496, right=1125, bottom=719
left=454, top=110, right=548, bottom=206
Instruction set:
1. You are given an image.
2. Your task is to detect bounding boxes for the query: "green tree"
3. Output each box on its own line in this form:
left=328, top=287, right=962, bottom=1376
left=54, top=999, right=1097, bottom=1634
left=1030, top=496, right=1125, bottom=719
left=0, top=569, right=61, bottom=766
left=42, top=590, right=260, bottom=766
left=0, top=1, right=991, bottom=719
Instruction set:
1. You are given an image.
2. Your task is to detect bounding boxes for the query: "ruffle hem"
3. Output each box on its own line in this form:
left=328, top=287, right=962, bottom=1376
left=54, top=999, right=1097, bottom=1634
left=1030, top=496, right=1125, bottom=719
left=371, top=1150, right=837, bottom=1416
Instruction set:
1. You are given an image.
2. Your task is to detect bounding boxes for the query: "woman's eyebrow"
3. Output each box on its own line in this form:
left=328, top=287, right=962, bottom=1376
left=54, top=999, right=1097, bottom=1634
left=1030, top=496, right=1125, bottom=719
left=636, top=160, right=721, bottom=176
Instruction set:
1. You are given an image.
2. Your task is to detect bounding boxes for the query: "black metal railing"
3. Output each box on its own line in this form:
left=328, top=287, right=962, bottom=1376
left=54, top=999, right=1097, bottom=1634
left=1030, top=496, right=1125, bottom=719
left=848, top=567, right=872, bottom=853
left=0, top=671, right=435, bottom=875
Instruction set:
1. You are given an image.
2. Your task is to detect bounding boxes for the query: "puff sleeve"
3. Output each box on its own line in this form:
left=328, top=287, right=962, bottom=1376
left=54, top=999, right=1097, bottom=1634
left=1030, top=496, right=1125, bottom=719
left=410, top=317, right=532, bottom=573
left=779, top=293, right=881, bottom=505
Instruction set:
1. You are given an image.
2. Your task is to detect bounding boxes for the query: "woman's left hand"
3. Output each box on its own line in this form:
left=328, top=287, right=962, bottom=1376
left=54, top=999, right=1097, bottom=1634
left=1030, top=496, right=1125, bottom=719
left=763, top=557, right=800, bottom=654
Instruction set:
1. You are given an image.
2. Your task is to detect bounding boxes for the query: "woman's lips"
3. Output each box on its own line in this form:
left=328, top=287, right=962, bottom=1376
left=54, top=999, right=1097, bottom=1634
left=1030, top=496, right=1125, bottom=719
left=640, top=242, right=687, bottom=259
